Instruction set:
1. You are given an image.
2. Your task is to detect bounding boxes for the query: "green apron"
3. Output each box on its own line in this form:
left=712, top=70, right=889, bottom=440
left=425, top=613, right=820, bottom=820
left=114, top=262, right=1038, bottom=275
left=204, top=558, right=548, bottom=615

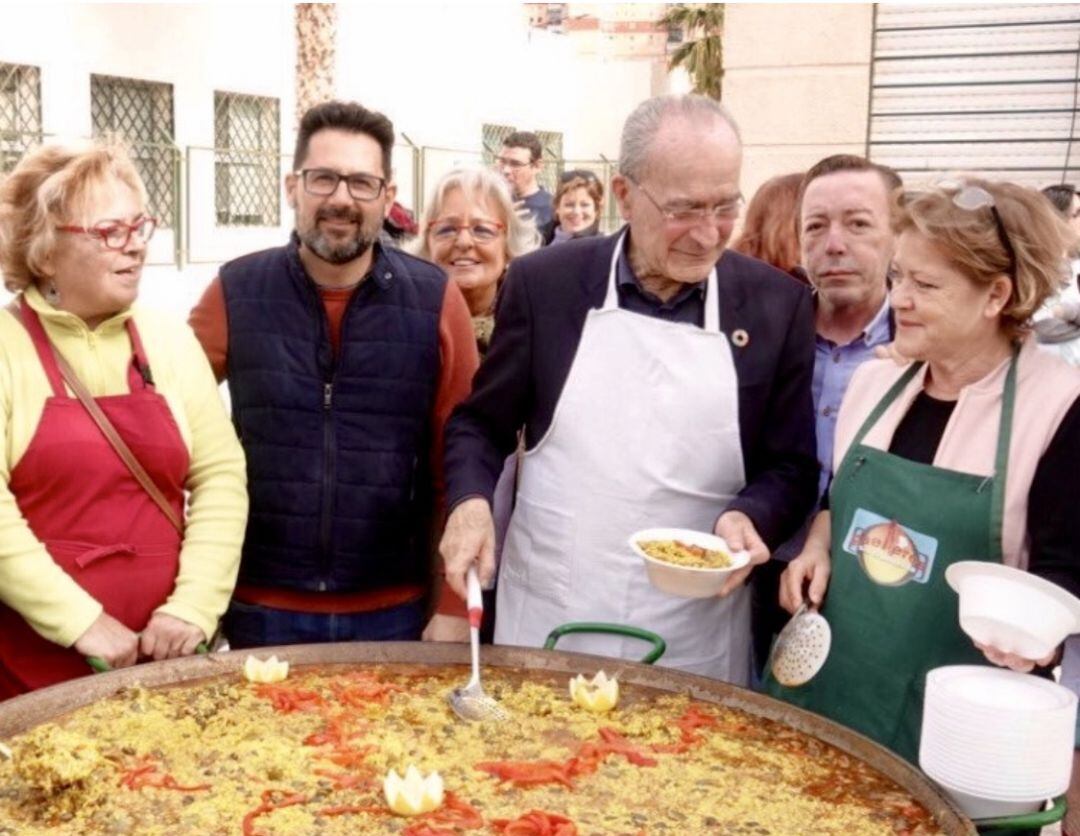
left=766, top=352, right=1017, bottom=763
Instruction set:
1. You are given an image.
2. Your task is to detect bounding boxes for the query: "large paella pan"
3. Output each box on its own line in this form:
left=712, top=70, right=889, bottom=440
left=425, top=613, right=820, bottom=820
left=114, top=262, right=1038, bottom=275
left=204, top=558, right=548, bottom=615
left=0, top=641, right=974, bottom=835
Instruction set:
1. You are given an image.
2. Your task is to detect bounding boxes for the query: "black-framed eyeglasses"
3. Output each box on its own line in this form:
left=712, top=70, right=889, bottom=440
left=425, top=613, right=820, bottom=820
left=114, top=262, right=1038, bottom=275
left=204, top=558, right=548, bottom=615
left=627, top=176, right=743, bottom=225
left=297, top=168, right=386, bottom=201
left=940, top=181, right=1017, bottom=282
left=495, top=156, right=533, bottom=170
left=57, top=215, right=157, bottom=250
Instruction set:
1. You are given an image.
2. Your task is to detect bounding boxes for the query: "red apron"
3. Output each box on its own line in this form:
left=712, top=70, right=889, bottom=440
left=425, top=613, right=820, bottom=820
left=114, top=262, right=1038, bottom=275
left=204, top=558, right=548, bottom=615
left=0, top=303, right=189, bottom=698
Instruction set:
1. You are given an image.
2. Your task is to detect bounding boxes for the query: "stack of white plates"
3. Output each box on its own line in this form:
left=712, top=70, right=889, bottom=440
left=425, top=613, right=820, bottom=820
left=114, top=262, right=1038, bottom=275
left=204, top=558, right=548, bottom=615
left=919, top=665, right=1077, bottom=819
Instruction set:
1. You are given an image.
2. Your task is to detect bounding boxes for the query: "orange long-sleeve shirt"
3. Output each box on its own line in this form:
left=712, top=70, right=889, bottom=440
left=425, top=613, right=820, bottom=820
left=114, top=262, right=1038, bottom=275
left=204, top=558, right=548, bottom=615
left=189, top=273, right=477, bottom=618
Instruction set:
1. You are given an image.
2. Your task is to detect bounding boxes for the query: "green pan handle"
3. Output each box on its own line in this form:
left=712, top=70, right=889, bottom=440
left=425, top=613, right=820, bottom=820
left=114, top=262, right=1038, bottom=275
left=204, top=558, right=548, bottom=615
left=973, top=795, right=1066, bottom=834
left=543, top=622, right=666, bottom=665
left=87, top=641, right=209, bottom=673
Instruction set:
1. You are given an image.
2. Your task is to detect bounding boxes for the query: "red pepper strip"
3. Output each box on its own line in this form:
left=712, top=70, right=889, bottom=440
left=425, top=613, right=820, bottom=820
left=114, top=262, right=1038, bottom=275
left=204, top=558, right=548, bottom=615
left=426, top=791, right=485, bottom=828
left=118, top=762, right=210, bottom=792
left=329, top=673, right=403, bottom=706
left=477, top=759, right=576, bottom=789
left=242, top=789, right=309, bottom=836
left=595, top=728, right=658, bottom=766
left=255, top=683, right=326, bottom=713
left=324, top=743, right=377, bottom=768
left=652, top=704, right=721, bottom=753
left=491, top=810, right=579, bottom=835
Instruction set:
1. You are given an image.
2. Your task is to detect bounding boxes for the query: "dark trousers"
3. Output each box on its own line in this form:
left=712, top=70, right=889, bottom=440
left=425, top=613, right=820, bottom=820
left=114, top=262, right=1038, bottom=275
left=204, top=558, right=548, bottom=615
left=223, top=599, right=424, bottom=649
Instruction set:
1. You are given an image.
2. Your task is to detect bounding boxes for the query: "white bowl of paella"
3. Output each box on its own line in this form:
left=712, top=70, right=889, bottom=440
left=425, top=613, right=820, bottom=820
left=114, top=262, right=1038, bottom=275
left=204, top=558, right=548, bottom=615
left=629, top=528, right=751, bottom=598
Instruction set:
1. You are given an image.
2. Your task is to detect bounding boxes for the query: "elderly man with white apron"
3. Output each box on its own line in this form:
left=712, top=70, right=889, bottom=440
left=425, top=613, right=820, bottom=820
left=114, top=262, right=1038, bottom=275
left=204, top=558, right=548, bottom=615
left=494, top=234, right=748, bottom=680
left=432, top=95, right=819, bottom=682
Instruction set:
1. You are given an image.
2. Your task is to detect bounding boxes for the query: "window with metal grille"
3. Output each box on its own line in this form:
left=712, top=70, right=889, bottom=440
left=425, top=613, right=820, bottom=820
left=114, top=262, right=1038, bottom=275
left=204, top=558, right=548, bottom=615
left=534, top=129, right=564, bottom=193
left=0, top=63, right=42, bottom=174
left=90, top=74, right=176, bottom=227
left=214, top=92, right=280, bottom=227
left=482, top=123, right=517, bottom=166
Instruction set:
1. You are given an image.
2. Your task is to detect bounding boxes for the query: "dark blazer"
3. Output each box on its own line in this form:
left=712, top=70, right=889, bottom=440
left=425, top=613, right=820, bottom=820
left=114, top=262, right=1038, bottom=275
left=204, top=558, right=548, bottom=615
left=444, top=231, right=820, bottom=549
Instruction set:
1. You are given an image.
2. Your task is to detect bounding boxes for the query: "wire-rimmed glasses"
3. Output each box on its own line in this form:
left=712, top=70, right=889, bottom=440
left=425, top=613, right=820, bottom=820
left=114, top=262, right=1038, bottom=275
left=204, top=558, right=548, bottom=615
left=427, top=219, right=506, bottom=243
left=627, top=176, right=743, bottom=226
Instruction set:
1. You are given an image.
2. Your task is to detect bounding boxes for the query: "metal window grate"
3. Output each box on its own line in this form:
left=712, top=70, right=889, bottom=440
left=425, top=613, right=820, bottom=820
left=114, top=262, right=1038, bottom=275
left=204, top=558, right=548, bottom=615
left=481, top=123, right=517, bottom=166
left=214, top=91, right=280, bottom=227
left=534, top=129, right=564, bottom=194
left=0, top=63, right=42, bottom=174
left=91, top=74, right=176, bottom=227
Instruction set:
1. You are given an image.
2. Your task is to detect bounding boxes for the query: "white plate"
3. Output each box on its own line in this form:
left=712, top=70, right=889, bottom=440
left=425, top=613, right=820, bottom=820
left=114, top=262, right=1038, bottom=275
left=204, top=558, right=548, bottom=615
left=629, top=528, right=751, bottom=598
left=945, top=563, right=1080, bottom=656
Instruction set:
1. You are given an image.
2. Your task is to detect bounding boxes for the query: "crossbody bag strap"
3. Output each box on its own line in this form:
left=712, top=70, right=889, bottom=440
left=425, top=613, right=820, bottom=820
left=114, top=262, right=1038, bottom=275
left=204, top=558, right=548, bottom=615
left=52, top=344, right=185, bottom=535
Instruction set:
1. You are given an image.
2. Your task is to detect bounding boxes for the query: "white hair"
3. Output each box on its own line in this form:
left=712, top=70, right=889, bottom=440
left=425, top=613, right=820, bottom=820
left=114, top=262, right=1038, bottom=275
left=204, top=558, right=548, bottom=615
left=618, top=94, right=741, bottom=181
left=414, top=167, right=541, bottom=262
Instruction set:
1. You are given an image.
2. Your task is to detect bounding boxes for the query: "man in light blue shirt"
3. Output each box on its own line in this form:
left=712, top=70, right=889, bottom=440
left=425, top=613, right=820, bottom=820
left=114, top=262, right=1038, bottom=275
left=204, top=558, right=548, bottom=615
left=752, top=154, right=900, bottom=677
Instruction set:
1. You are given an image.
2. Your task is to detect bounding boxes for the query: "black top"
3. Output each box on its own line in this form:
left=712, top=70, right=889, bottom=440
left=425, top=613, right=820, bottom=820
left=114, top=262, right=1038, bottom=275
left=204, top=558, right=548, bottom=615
left=885, top=391, right=1080, bottom=597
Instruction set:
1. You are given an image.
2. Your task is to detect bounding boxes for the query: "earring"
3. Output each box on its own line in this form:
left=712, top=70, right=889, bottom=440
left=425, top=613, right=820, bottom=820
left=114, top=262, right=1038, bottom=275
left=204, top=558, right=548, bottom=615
left=44, top=282, right=60, bottom=305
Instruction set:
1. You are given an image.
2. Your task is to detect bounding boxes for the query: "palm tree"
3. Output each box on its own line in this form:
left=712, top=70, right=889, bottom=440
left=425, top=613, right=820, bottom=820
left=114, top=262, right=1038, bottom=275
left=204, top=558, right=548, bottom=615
left=660, top=4, right=725, bottom=100
left=295, top=3, right=337, bottom=125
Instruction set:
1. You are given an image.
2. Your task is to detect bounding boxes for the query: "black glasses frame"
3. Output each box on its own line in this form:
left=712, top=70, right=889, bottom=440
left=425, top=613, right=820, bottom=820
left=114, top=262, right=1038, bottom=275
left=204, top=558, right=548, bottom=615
left=297, top=168, right=387, bottom=202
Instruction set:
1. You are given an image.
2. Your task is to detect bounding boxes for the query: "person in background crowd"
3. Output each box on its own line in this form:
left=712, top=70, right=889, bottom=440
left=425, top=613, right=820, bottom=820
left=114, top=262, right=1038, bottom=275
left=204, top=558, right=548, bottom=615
left=543, top=169, right=604, bottom=245
left=430, top=94, right=818, bottom=685
left=752, top=155, right=899, bottom=677
left=379, top=200, right=419, bottom=248
left=415, top=168, right=541, bottom=356
left=1034, top=183, right=1080, bottom=365
left=495, top=131, right=553, bottom=229
left=414, top=168, right=540, bottom=641
left=732, top=172, right=805, bottom=281
left=0, top=139, right=247, bottom=696
left=189, top=101, right=478, bottom=648
left=768, top=178, right=1080, bottom=765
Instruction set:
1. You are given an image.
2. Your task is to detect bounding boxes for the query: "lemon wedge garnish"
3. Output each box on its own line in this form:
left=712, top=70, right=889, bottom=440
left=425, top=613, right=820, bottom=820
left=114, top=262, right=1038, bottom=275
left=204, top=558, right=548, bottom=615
left=383, top=765, right=444, bottom=816
left=569, top=670, right=619, bottom=713
left=242, top=654, right=289, bottom=684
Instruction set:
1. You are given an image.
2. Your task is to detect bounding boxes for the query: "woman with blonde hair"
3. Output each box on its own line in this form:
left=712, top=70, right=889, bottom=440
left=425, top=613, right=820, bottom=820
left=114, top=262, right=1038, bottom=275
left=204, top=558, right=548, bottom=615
left=0, top=140, right=247, bottom=695
left=733, top=172, right=805, bottom=280
left=768, top=178, right=1080, bottom=763
left=415, top=167, right=540, bottom=355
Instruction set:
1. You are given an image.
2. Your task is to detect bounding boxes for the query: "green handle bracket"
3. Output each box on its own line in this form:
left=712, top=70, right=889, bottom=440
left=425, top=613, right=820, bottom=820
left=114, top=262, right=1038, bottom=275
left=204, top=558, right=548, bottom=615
left=543, top=622, right=666, bottom=665
left=974, top=795, right=1066, bottom=834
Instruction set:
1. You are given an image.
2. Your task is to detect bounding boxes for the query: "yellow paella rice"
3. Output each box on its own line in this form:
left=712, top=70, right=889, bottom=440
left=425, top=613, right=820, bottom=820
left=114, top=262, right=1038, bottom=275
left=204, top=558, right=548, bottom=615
left=0, top=666, right=945, bottom=835
left=639, top=539, right=733, bottom=569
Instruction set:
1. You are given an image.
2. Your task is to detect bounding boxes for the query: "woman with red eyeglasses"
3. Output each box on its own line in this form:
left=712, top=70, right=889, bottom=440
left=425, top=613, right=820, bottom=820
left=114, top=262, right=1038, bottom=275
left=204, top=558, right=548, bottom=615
left=415, top=168, right=541, bottom=357
left=0, top=140, right=247, bottom=697
left=415, top=168, right=540, bottom=644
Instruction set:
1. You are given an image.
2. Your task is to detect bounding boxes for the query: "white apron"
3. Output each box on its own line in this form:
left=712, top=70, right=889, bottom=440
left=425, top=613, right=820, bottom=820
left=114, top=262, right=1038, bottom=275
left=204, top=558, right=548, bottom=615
left=494, top=235, right=751, bottom=684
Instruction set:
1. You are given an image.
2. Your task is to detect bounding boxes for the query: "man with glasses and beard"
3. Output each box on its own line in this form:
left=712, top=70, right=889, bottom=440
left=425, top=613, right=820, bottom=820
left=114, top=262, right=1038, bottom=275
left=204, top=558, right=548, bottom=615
left=428, top=95, right=818, bottom=686
left=189, top=101, right=478, bottom=647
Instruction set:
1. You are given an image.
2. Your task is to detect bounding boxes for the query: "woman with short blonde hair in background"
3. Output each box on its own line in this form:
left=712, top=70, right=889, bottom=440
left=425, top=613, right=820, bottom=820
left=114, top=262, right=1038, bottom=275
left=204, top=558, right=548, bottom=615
left=416, top=167, right=540, bottom=356
left=768, top=178, right=1080, bottom=764
left=0, top=140, right=247, bottom=696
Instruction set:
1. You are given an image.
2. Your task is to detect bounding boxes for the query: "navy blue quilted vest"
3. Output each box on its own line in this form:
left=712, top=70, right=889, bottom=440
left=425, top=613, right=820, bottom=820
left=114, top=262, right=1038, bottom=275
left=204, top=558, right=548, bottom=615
left=221, top=239, right=445, bottom=592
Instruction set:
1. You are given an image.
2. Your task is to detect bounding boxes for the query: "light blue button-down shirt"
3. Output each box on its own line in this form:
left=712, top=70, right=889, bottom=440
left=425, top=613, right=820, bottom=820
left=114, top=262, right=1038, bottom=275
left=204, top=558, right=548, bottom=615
left=812, top=298, right=893, bottom=497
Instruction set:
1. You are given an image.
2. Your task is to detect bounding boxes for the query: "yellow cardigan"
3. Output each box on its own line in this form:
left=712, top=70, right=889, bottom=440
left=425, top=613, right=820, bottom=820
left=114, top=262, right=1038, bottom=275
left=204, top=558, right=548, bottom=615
left=0, top=285, right=248, bottom=647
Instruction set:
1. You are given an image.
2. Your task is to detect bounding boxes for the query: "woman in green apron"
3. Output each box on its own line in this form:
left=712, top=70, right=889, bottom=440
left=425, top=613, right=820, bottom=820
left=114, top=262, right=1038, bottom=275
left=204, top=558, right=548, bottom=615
left=766, top=179, right=1080, bottom=765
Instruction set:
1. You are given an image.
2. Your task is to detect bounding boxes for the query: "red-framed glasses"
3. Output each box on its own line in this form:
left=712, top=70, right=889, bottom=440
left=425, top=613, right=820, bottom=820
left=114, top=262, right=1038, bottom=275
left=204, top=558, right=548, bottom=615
left=57, top=216, right=158, bottom=251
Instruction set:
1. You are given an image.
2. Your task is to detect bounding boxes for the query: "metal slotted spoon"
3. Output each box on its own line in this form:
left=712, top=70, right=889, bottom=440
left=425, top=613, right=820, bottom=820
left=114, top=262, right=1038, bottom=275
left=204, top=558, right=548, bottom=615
left=448, top=566, right=508, bottom=723
left=770, top=602, right=832, bottom=688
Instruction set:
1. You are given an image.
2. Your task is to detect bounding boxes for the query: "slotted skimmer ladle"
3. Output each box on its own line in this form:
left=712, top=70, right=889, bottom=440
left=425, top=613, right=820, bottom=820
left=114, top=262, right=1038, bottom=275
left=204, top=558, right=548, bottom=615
left=770, top=602, right=832, bottom=687
left=448, top=566, right=507, bottom=723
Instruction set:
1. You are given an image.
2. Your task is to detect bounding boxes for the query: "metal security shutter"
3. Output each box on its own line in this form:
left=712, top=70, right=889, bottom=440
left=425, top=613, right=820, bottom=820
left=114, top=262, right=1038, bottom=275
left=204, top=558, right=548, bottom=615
left=869, top=4, right=1080, bottom=189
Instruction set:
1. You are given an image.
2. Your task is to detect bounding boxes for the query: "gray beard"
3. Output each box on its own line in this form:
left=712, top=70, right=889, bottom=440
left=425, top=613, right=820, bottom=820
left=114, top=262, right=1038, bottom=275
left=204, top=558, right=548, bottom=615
left=299, top=227, right=378, bottom=265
